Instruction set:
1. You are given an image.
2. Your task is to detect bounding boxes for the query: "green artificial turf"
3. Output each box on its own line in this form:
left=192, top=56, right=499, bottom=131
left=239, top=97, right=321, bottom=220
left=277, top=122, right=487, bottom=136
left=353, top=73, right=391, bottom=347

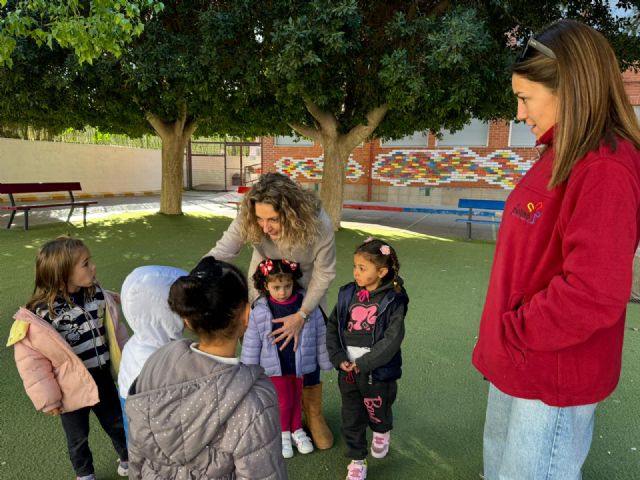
left=0, top=212, right=638, bottom=479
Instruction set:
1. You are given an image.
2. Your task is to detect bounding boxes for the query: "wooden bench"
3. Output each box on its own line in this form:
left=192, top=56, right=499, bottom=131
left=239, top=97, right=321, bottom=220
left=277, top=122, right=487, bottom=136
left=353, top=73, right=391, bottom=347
left=456, top=198, right=505, bottom=239
left=0, top=182, right=98, bottom=230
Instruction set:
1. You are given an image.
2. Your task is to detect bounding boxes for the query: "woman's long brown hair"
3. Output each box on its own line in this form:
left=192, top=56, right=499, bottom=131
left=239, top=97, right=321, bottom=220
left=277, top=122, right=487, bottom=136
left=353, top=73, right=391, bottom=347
left=512, top=20, right=640, bottom=189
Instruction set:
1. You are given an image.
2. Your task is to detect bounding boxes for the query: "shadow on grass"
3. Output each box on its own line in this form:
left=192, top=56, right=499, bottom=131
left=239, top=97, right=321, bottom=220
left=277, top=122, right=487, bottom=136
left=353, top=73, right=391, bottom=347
left=0, top=212, right=638, bottom=480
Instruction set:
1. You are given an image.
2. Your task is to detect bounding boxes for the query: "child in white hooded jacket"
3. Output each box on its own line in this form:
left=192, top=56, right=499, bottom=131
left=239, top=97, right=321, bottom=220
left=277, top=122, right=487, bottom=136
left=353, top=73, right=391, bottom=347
left=117, top=265, right=187, bottom=440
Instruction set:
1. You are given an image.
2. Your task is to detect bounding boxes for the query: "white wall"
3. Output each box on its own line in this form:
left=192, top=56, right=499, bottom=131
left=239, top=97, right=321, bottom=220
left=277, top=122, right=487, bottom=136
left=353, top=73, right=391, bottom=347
left=0, top=138, right=162, bottom=199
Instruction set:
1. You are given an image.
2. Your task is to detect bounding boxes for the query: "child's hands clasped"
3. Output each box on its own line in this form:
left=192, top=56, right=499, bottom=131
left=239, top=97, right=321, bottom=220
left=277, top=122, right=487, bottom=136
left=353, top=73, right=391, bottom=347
left=339, top=361, right=360, bottom=374
left=46, top=407, right=63, bottom=416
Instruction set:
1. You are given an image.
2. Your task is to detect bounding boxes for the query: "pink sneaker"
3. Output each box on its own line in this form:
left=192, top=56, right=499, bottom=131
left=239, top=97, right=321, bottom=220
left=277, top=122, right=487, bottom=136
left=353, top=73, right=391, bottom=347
left=346, top=459, right=367, bottom=480
left=371, top=431, right=390, bottom=458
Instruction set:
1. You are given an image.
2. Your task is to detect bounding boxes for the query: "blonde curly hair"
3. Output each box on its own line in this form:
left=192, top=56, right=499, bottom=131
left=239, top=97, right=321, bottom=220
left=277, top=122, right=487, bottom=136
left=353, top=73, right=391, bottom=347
left=239, top=173, right=321, bottom=250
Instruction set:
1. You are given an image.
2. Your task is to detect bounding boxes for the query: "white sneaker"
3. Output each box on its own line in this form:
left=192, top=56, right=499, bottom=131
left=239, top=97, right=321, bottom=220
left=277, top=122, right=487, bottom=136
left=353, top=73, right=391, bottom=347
left=282, top=432, right=294, bottom=458
left=117, top=459, right=129, bottom=477
left=292, top=428, right=314, bottom=454
left=371, top=431, right=390, bottom=458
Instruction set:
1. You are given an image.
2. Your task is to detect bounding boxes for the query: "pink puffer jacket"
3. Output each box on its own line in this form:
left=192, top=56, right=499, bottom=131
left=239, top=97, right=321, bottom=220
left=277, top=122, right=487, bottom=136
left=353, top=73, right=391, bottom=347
left=7, top=292, right=128, bottom=413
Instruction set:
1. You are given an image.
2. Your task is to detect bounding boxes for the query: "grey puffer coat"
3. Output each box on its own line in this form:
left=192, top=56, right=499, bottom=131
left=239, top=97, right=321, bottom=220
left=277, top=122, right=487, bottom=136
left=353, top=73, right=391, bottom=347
left=126, top=339, right=287, bottom=480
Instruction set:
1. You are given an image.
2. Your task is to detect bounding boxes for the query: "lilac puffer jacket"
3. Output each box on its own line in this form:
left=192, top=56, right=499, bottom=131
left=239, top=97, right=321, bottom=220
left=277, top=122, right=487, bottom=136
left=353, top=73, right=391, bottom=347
left=241, top=295, right=332, bottom=376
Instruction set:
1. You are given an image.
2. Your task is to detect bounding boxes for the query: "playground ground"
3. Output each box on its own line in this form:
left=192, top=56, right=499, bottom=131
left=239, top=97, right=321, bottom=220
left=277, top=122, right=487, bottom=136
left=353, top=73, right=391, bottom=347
left=0, top=192, right=638, bottom=479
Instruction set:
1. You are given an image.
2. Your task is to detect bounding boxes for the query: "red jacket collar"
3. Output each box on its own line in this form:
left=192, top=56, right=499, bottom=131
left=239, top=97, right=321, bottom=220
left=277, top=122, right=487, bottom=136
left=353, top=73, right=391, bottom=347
left=535, top=125, right=555, bottom=146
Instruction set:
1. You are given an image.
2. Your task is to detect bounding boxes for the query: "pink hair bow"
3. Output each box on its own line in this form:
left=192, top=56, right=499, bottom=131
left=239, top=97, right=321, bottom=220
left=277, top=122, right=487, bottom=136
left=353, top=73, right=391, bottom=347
left=380, top=245, right=391, bottom=255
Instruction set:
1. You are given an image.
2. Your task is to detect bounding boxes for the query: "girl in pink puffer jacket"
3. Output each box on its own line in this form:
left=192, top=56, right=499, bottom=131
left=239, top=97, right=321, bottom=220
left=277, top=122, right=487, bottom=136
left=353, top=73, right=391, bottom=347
left=7, top=236, right=129, bottom=480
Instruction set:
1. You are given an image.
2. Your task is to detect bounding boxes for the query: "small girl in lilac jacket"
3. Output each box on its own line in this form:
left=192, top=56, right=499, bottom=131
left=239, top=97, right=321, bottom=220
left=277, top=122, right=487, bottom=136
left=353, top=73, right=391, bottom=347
left=241, top=258, right=332, bottom=459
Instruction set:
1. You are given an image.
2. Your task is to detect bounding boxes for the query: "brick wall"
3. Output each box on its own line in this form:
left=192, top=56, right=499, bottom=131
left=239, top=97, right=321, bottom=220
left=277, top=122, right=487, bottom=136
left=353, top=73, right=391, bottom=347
left=262, top=71, right=640, bottom=206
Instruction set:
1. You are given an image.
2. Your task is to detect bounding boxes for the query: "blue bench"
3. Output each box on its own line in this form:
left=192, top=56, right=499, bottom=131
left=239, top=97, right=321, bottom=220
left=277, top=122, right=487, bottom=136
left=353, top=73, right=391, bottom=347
left=456, top=198, right=505, bottom=240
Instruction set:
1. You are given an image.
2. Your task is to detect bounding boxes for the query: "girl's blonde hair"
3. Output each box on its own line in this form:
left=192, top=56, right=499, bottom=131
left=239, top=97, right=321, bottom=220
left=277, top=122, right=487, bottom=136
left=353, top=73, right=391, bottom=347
left=26, top=236, right=94, bottom=314
left=239, top=173, right=321, bottom=250
left=512, top=19, right=640, bottom=189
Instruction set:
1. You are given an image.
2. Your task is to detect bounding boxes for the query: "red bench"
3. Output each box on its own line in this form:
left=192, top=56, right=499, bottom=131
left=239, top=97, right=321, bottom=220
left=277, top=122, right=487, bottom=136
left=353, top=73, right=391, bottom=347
left=0, top=182, right=98, bottom=230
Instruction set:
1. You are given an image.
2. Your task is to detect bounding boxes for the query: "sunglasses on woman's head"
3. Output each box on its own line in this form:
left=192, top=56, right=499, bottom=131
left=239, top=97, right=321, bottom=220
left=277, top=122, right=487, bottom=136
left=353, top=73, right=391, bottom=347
left=518, top=35, right=557, bottom=61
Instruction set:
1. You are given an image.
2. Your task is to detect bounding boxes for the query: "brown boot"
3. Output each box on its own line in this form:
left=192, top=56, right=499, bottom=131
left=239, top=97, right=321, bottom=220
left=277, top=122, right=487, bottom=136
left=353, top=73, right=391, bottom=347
left=302, top=382, right=334, bottom=449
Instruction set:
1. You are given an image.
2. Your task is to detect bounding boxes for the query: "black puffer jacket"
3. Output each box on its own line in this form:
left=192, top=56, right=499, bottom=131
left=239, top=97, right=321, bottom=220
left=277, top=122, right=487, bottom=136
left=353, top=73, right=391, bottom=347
left=326, top=278, right=409, bottom=382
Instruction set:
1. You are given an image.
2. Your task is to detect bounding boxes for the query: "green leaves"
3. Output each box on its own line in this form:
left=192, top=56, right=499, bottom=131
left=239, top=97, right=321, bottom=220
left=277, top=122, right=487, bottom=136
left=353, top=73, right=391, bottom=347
left=0, top=0, right=164, bottom=67
left=1, top=0, right=639, bottom=144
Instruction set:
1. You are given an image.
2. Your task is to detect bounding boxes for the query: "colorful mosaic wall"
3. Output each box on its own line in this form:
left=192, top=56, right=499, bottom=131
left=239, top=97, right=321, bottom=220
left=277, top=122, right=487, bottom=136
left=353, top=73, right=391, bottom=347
left=373, top=149, right=534, bottom=189
left=275, top=149, right=534, bottom=190
left=275, top=156, right=365, bottom=181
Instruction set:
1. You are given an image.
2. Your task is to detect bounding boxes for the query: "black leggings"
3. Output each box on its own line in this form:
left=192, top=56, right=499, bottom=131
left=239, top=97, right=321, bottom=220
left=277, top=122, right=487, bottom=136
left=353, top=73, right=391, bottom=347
left=338, top=370, right=398, bottom=459
left=60, top=364, right=128, bottom=476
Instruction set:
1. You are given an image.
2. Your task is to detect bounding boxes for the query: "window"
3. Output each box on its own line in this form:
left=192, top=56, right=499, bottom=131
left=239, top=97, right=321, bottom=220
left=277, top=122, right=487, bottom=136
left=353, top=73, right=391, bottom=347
left=634, top=105, right=640, bottom=120
left=275, top=135, right=314, bottom=146
left=380, top=131, right=428, bottom=147
left=509, top=120, right=536, bottom=147
left=437, top=119, right=489, bottom=147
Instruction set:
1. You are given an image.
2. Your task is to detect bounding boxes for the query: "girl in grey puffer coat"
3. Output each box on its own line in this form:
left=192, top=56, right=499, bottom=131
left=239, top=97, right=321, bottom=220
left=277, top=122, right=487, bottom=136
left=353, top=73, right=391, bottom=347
left=125, top=257, right=287, bottom=480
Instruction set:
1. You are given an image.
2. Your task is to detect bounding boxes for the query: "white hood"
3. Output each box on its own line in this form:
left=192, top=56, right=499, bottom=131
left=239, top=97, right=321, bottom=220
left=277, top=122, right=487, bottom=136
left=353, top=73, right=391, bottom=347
left=117, top=265, right=187, bottom=397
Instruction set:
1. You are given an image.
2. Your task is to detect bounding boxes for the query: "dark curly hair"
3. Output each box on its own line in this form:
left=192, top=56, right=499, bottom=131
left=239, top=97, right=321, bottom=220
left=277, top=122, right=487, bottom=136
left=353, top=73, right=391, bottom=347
left=168, top=257, right=248, bottom=340
left=252, top=258, right=303, bottom=296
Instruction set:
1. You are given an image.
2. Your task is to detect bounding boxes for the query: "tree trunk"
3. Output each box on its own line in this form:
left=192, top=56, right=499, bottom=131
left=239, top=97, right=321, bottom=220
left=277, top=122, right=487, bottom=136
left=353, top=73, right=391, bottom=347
left=145, top=106, right=198, bottom=215
left=319, top=136, right=352, bottom=230
left=290, top=101, right=388, bottom=230
left=159, top=133, right=189, bottom=214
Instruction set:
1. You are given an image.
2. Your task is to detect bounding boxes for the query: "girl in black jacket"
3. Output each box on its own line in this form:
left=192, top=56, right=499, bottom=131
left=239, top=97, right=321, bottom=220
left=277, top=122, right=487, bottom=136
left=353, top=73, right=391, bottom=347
left=326, top=238, right=409, bottom=480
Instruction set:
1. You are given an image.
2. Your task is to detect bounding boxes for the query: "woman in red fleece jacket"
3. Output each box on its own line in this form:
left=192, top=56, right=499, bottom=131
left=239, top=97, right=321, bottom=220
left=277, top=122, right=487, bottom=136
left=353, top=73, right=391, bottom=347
left=472, top=20, right=640, bottom=480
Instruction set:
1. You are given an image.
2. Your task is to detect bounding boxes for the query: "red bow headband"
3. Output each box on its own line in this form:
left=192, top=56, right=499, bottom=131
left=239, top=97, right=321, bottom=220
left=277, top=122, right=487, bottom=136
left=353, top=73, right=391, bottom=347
left=282, top=259, right=298, bottom=271
left=259, top=258, right=274, bottom=276
left=259, top=258, right=298, bottom=277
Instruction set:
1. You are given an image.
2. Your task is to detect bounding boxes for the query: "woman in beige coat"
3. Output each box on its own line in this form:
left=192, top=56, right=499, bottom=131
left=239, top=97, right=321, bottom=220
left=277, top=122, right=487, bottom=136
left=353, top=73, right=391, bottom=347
left=206, top=172, right=336, bottom=449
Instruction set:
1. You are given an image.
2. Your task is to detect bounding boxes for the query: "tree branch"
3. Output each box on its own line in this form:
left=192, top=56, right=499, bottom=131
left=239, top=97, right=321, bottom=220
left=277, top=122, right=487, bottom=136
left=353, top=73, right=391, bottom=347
left=174, top=102, right=188, bottom=137
left=429, top=0, right=451, bottom=18
left=184, top=119, right=199, bottom=140
left=145, top=112, right=171, bottom=139
left=289, top=122, right=320, bottom=142
left=344, top=104, right=389, bottom=151
left=305, top=100, right=338, bottom=137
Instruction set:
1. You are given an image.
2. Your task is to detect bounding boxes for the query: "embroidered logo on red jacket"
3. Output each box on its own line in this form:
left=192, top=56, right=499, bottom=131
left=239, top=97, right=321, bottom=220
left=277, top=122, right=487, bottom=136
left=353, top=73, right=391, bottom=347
left=511, top=201, right=544, bottom=224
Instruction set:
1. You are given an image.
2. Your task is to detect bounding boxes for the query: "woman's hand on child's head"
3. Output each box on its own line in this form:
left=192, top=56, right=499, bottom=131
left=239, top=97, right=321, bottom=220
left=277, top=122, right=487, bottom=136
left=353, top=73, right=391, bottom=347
left=45, top=407, right=62, bottom=416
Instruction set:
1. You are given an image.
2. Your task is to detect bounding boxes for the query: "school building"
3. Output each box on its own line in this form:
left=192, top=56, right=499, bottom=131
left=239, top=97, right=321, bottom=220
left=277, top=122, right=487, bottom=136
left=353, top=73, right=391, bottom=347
left=261, top=71, right=640, bottom=207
